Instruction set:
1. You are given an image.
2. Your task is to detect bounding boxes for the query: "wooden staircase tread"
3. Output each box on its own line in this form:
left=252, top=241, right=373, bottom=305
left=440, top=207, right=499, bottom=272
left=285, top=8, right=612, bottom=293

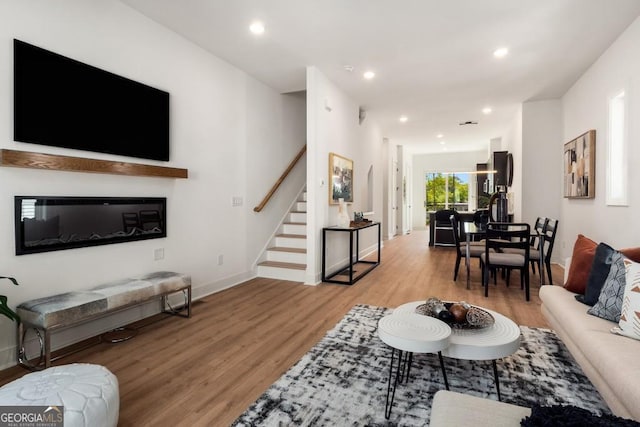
left=268, top=247, right=306, bottom=253
left=277, top=233, right=306, bottom=239
left=258, top=261, right=306, bottom=270
left=290, top=210, right=307, bottom=213
left=283, top=222, right=307, bottom=225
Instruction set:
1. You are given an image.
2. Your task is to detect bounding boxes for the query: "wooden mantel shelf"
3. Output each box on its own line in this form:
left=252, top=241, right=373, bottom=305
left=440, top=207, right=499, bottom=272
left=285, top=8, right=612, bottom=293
left=0, top=149, right=188, bottom=179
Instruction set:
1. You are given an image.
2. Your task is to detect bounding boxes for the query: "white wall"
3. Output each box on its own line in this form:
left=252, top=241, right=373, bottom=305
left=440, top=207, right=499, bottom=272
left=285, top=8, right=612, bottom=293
left=382, top=138, right=398, bottom=240
left=501, top=108, right=523, bottom=221
left=561, top=16, right=640, bottom=258
left=305, top=67, right=384, bottom=284
left=411, top=150, right=489, bottom=230
left=521, top=100, right=562, bottom=236
left=0, top=0, right=305, bottom=368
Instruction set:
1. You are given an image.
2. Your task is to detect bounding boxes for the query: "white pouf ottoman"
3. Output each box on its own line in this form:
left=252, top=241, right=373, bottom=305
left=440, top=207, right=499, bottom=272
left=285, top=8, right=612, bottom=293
left=0, top=363, right=119, bottom=427
left=430, top=390, right=531, bottom=427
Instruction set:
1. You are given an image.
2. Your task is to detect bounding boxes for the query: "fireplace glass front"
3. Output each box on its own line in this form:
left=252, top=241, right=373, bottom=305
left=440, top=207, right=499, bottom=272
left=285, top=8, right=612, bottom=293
left=15, top=196, right=166, bottom=255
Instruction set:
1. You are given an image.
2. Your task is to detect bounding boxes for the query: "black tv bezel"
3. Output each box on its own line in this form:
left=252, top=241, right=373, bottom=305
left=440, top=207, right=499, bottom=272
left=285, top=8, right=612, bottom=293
left=13, top=39, right=170, bottom=162
left=14, top=196, right=167, bottom=255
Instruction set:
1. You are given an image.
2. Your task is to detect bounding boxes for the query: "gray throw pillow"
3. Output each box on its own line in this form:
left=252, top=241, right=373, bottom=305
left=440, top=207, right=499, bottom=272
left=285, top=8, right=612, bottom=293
left=588, top=251, right=626, bottom=322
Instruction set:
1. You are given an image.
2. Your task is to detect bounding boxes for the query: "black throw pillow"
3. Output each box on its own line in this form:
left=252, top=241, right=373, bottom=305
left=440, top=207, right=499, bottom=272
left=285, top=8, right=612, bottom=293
left=521, top=404, right=640, bottom=426
left=579, top=242, right=615, bottom=306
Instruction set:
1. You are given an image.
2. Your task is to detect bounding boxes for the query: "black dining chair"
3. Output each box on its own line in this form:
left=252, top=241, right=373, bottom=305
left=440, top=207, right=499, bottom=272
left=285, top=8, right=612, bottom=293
left=503, top=217, right=546, bottom=283
left=480, top=222, right=531, bottom=301
left=541, top=219, right=559, bottom=286
left=470, top=209, right=489, bottom=243
left=433, top=209, right=459, bottom=247
left=528, top=217, right=548, bottom=277
left=503, top=217, right=558, bottom=286
left=450, top=215, right=486, bottom=282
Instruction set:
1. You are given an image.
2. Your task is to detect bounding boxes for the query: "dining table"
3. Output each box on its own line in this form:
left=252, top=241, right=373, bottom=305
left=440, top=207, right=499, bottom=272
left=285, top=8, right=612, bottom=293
left=463, top=222, right=544, bottom=289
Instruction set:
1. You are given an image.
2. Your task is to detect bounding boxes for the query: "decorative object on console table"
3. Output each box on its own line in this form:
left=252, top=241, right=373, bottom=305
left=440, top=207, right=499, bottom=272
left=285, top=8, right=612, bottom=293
left=564, top=130, right=595, bottom=198
left=337, top=198, right=351, bottom=227
left=329, top=152, right=353, bottom=204
left=0, top=276, right=19, bottom=322
left=350, top=211, right=372, bottom=228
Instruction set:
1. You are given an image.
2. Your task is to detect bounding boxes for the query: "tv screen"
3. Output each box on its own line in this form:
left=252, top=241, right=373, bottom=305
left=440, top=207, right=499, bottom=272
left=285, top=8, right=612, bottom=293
left=14, top=39, right=170, bottom=161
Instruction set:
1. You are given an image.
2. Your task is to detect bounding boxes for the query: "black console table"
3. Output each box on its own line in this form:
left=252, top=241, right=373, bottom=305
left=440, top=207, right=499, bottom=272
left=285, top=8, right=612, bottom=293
left=322, top=222, right=381, bottom=285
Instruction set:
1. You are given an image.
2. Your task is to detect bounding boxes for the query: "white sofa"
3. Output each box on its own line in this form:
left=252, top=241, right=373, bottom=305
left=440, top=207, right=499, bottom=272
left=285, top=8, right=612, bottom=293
left=540, top=282, right=640, bottom=421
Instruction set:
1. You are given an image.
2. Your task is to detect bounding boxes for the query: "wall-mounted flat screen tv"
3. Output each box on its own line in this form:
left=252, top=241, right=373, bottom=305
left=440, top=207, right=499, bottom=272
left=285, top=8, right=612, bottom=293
left=14, top=39, right=170, bottom=161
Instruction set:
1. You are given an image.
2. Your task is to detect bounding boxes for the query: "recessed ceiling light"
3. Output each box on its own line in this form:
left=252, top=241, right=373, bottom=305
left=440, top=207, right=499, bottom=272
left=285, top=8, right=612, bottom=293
left=249, top=21, right=265, bottom=35
left=399, top=116, right=408, bottom=123
left=442, top=147, right=448, bottom=151
left=482, top=107, right=492, bottom=114
left=363, top=70, right=375, bottom=80
left=440, top=141, right=446, bottom=145
left=437, top=133, right=444, bottom=138
left=493, top=47, right=508, bottom=58
left=344, top=65, right=354, bottom=72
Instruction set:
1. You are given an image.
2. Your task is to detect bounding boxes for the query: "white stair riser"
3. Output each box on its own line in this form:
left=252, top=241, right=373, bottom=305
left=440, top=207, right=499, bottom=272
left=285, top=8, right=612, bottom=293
left=301, top=192, right=307, bottom=202
left=275, top=236, right=306, bottom=248
left=283, top=223, right=306, bottom=234
left=257, top=265, right=306, bottom=282
left=267, top=250, right=306, bottom=264
left=295, top=202, right=307, bottom=212
left=289, top=212, right=306, bottom=222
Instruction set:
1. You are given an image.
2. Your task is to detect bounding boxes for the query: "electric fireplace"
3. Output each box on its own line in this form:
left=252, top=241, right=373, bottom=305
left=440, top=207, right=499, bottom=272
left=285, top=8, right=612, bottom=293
left=14, top=196, right=166, bottom=255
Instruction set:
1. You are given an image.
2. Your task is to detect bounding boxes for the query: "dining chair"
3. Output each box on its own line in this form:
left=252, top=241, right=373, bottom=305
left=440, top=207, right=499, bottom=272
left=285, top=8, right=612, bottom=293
left=528, top=217, right=548, bottom=277
left=433, top=209, right=459, bottom=247
left=541, top=219, right=559, bottom=286
left=480, top=222, right=531, bottom=301
left=503, top=217, right=546, bottom=284
left=450, top=215, right=485, bottom=281
left=503, top=217, right=558, bottom=286
left=470, top=209, right=489, bottom=242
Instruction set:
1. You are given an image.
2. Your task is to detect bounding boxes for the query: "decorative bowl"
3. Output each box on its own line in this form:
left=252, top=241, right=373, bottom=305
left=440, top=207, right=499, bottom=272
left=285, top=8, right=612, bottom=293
left=415, top=301, right=495, bottom=329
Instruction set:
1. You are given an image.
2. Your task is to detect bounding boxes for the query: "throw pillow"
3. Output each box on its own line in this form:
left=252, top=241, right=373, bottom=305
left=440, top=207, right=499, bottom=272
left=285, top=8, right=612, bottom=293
left=620, top=247, right=640, bottom=263
left=612, top=258, right=640, bottom=341
left=588, top=251, right=626, bottom=322
left=564, top=234, right=597, bottom=294
left=578, top=242, right=615, bottom=306
left=521, top=404, right=640, bottom=426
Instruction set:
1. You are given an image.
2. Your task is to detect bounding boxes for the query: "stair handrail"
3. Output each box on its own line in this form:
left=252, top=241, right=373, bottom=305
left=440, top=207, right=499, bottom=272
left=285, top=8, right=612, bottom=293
left=254, top=144, right=307, bottom=212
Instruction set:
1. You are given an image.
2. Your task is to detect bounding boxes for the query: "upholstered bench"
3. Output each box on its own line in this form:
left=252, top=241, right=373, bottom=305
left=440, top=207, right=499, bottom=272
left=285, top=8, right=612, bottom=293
left=16, top=272, right=191, bottom=369
left=0, top=363, right=119, bottom=427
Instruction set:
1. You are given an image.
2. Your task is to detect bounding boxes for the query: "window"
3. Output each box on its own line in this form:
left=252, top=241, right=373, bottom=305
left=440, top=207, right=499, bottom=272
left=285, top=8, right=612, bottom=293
left=607, top=91, right=627, bottom=206
left=425, top=172, right=469, bottom=223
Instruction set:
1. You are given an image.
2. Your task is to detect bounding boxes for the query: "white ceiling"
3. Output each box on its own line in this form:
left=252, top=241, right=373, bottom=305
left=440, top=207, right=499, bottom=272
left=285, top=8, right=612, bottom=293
left=121, top=0, right=640, bottom=154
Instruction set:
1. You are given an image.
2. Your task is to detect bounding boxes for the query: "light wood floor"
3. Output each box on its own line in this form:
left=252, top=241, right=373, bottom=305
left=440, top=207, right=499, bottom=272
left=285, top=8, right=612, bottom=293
left=0, top=230, right=561, bottom=426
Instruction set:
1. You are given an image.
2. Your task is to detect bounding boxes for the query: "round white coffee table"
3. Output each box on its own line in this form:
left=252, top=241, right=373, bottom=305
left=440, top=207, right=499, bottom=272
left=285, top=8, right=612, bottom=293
left=394, top=301, right=521, bottom=400
left=377, top=312, right=451, bottom=419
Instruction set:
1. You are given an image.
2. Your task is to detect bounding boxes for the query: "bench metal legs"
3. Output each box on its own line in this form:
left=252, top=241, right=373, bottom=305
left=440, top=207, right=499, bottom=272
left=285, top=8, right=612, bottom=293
left=17, top=322, right=49, bottom=370
left=17, top=285, right=192, bottom=371
left=162, top=286, right=191, bottom=318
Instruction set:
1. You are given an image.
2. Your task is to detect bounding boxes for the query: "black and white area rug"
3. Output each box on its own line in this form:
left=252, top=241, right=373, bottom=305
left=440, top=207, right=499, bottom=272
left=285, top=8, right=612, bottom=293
left=233, top=304, right=609, bottom=426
